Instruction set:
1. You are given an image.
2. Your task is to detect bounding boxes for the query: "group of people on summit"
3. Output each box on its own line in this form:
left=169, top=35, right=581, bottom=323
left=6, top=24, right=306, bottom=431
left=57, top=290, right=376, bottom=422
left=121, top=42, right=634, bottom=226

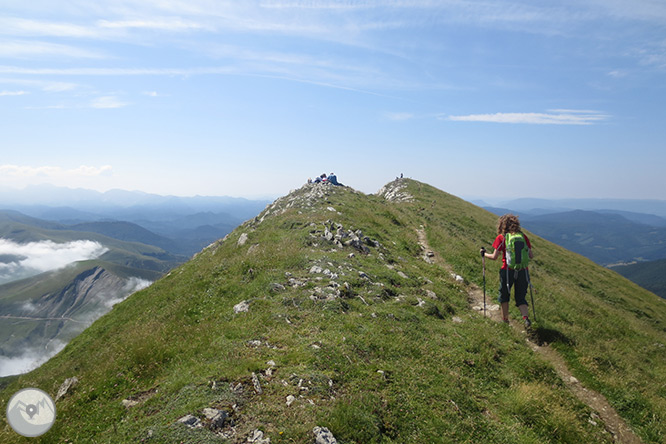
left=308, top=173, right=343, bottom=186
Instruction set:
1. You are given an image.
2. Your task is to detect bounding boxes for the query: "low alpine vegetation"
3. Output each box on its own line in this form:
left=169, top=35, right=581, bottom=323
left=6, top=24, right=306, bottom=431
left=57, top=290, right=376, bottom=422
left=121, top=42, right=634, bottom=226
left=1, top=179, right=663, bottom=443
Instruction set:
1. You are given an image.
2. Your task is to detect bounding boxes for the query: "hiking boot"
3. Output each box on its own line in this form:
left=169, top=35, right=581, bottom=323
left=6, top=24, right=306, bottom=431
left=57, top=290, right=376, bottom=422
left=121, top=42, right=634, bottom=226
left=523, top=317, right=532, bottom=328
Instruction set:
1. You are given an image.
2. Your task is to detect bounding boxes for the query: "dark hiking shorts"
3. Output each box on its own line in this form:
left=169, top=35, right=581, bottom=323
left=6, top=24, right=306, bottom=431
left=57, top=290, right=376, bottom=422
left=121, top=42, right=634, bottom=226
left=498, top=268, right=528, bottom=306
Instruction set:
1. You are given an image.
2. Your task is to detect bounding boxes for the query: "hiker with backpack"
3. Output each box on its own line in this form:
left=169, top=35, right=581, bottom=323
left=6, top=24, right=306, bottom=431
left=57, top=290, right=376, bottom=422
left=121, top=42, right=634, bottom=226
left=481, top=214, right=533, bottom=327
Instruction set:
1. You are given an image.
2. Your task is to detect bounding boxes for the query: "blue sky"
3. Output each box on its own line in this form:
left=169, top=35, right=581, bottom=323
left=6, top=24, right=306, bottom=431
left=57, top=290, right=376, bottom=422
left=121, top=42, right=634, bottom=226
left=1, top=0, right=665, bottom=201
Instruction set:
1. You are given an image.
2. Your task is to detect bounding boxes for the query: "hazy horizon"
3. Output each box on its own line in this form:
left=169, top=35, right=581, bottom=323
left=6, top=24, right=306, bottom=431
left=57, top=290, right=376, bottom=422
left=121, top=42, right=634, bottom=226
left=2, top=181, right=666, bottom=207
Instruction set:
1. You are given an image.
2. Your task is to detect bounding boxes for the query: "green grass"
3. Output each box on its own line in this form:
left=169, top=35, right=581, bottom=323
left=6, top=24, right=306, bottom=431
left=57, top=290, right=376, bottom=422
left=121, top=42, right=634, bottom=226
left=1, top=180, right=664, bottom=443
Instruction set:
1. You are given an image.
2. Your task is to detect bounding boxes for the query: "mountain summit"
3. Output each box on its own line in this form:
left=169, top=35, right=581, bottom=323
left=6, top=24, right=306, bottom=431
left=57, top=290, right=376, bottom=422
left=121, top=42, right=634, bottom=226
left=1, top=179, right=664, bottom=443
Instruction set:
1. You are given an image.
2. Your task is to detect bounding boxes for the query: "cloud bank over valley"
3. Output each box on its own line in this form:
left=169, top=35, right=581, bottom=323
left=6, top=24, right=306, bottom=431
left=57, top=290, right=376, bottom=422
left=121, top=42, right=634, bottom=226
left=0, top=239, right=108, bottom=285
left=0, top=341, right=67, bottom=378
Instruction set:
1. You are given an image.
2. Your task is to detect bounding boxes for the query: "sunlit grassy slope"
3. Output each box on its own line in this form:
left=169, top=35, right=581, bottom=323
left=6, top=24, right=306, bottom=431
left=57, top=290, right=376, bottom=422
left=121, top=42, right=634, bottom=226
left=1, top=180, right=664, bottom=443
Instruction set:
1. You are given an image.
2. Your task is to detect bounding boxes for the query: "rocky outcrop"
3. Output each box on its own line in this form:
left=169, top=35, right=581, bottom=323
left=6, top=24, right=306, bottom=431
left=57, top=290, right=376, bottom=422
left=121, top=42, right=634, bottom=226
left=55, top=376, right=79, bottom=401
left=313, top=426, right=338, bottom=444
left=377, top=179, right=414, bottom=203
left=30, top=267, right=126, bottom=319
left=247, top=429, right=271, bottom=443
left=233, top=300, right=250, bottom=313
left=251, top=183, right=358, bottom=225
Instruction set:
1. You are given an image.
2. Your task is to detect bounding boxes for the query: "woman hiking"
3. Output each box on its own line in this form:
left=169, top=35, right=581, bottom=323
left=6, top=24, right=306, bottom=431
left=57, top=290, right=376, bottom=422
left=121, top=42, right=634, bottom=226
left=481, top=214, right=533, bottom=327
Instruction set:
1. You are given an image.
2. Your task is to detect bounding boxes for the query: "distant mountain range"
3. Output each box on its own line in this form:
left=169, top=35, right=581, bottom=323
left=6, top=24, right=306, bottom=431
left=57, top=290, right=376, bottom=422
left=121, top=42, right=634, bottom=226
left=0, top=184, right=272, bottom=214
left=478, top=196, right=666, bottom=220
left=0, top=184, right=270, bottom=256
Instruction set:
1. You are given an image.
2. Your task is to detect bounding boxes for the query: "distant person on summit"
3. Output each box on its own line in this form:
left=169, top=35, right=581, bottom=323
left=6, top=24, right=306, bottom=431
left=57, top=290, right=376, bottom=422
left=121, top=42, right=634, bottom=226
left=481, top=214, right=533, bottom=327
left=327, top=172, right=343, bottom=186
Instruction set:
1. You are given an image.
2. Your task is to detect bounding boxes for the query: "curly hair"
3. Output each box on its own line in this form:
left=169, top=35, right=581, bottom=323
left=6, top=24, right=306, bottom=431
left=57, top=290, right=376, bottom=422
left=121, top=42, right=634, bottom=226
left=497, top=214, right=521, bottom=235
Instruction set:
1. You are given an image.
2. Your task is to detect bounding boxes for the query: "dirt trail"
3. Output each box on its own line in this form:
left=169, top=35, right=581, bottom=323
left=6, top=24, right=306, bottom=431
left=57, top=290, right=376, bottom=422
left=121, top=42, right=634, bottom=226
left=0, top=315, right=87, bottom=324
left=416, top=227, right=642, bottom=444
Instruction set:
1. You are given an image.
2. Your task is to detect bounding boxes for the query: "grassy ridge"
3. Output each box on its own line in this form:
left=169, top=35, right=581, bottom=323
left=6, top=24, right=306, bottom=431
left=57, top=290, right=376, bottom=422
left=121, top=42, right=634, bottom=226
left=1, top=180, right=663, bottom=443
left=401, top=180, right=666, bottom=443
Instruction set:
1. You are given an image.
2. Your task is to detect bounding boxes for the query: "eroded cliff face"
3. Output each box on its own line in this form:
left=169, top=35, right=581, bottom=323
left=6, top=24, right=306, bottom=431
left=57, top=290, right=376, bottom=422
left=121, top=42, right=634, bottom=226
left=31, top=267, right=126, bottom=319
left=1, top=266, right=151, bottom=375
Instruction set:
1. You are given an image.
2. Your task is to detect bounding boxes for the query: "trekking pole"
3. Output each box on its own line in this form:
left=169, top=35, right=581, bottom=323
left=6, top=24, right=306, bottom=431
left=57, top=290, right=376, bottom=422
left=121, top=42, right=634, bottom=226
left=480, top=247, right=486, bottom=317
left=526, top=268, right=537, bottom=322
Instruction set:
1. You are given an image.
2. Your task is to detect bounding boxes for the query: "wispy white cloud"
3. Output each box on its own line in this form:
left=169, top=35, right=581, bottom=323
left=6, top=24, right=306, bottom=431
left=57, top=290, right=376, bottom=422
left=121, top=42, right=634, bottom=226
left=447, top=109, right=610, bottom=125
left=90, top=95, right=129, bottom=109
left=0, top=164, right=113, bottom=178
left=0, top=77, right=80, bottom=92
left=607, top=70, right=628, bottom=78
left=384, top=112, right=415, bottom=121
left=0, top=90, right=28, bottom=96
left=0, top=17, right=101, bottom=38
left=588, top=0, right=666, bottom=22
left=70, top=165, right=114, bottom=176
left=2, top=1, right=665, bottom=42
left=0, top=39, right=105, bottom=59
left=42, top=81, right=79, bottom=92
left=23, top=104, right=67, bottom=110
left=0, top=63, right=390, bottom=93
left=0, top=239, right=109, bottom=285
left=0, top=0, right=661, bottom=99
left=634, top=40, right=666, bottom=70
left=0, top=2, right=566, bottom=51
left=259, top=1, right=375, bottom=10
left=0, top=66, right=236, bottom=76
left=97, top=17, right=212, bottom=31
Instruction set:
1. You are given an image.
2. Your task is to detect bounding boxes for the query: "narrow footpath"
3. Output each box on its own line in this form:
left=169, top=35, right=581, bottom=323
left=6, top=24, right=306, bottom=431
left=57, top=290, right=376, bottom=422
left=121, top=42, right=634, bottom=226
left=0, top=315, right=87, bottom=324
left=416, top=227, right=642, bottom=444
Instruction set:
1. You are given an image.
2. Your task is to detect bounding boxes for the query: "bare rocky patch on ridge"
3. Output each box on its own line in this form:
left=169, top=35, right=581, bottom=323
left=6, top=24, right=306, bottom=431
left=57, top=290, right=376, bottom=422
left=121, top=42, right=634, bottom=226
left=377, top=178, right=414, bottom=203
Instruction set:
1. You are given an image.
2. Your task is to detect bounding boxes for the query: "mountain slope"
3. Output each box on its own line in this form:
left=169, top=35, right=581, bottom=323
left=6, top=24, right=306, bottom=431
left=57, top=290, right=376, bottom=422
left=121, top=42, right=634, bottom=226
left=68, top=221, right=180, bottom=254
left=0, top=210, right=64, bottom=231
left=611, top=259, right=666, bottom=299
left=1, top=180, right=664, bottom=443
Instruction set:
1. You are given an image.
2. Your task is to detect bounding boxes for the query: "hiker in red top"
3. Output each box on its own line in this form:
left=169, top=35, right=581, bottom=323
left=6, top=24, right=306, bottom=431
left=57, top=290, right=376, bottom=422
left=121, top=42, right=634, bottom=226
left=481, top=214, right=533, bottom=327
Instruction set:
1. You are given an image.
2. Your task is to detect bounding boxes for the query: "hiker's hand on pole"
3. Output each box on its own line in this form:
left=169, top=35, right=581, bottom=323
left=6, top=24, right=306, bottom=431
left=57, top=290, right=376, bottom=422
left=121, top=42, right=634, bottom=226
left=480, top=247, right=486, bottom=258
